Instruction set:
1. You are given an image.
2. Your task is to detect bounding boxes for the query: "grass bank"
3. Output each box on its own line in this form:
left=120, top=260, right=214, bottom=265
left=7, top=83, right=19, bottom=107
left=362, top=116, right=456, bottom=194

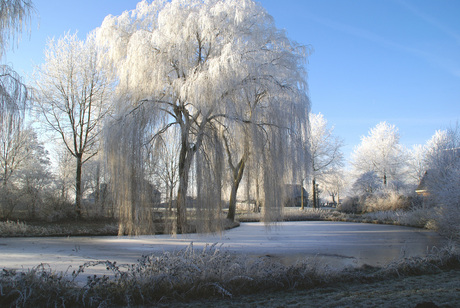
left=238, top=207, right=435, bottom=229
left=1, top=242, right=459, bottom=307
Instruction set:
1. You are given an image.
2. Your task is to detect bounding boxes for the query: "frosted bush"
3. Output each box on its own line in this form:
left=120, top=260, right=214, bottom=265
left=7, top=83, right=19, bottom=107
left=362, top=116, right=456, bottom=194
left=434, top=205, right=460, bottom=239
left=339, top=191, right=411, bottom=214
left=362, top=207, right=435, bottom=228
left=364, top=191, right=411, bottom=212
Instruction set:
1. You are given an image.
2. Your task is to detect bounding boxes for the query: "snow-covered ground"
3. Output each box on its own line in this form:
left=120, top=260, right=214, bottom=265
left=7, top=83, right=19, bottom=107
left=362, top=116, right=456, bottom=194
left=0, top=221, right=444, bottom=280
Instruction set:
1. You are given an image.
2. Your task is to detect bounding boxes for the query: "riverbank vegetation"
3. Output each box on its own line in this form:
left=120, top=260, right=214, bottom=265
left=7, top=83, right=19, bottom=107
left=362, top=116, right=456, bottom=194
left=1, top=241, right=459, bottom=307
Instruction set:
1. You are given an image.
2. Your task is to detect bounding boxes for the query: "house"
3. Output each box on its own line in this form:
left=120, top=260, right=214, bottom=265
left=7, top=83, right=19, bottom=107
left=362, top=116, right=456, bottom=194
left=284, top=184, right=308, bottom=207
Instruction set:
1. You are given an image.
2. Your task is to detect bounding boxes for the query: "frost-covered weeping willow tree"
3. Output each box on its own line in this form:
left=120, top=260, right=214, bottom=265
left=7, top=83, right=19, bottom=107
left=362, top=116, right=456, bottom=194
left=97, top=0, right=310, bottom=234
left=1, top=0, right=34, bottom=186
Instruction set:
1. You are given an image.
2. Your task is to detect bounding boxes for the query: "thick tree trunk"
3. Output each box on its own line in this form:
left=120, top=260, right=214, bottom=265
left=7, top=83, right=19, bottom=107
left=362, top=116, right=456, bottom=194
left=176, top=170, right=189, bottom=234
left=227, top=158, right=245, bottom=222
left=75, top=154, right=83, bottom=218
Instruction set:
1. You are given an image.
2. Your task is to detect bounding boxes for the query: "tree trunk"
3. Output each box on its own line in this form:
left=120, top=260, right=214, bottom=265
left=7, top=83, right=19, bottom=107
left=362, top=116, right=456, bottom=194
left=95, top=162, right=100, bottom=209
left=312, top=178, right=317, bottom=209
left=227, top=158, right=245, bottom=222
left=176, top=171, right=188, bottom=234
left=176, top=140, right=194, bottom=234
left=174, top=106, right=207, bottom=234
left=301, top=180, right=305, bottom=210
left=75, top=153, right=83, bottom=218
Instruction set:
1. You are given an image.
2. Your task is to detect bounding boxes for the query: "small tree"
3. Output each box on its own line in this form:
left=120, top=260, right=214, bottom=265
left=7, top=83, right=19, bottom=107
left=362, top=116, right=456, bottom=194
left=351, top=171, right=382, bottom=196
left=14, top=129, right=52, bottom=218
left=0, top=127, right=51, bottom=218
left=322, top=169, right=345, bottom=206
left=34, top=32, right=113, bottom=218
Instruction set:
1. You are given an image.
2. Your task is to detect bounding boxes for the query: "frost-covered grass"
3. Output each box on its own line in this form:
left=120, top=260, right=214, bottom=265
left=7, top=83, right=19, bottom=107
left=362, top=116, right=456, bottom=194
left=361, top=207, right=436, bottom=229
left=1, top=242, right=459, bottom=307
left=0, top=220, right=50, bottom=237
left=0, top=219, right=118, bottom=237
left=238, top=206, right=440, bottom=231
left=238, top=207, right=351, bottom=222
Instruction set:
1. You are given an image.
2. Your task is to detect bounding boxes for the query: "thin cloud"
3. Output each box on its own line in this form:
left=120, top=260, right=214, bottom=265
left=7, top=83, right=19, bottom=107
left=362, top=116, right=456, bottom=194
left=307, top=13, right=460, bottom=78
left=396, top=0, right=460, bottom=45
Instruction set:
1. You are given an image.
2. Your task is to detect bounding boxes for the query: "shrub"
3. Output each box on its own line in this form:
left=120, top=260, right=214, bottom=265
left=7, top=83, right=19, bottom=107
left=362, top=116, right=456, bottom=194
left=338, top=196, right=365, bottom=214
left=433, top=205, right=460, bottom=239
left=363, top=191, right=411, bottom=212
left=339, top=191, right=412, bottom=215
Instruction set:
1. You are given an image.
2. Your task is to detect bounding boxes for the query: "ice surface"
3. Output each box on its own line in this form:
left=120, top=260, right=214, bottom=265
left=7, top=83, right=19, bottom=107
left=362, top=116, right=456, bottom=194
left=0, top=221, right=444, bottom=280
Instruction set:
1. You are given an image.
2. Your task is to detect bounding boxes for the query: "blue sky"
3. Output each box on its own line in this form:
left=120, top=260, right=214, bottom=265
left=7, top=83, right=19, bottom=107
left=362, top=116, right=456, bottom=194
left=4, top=0, right=460, bottom=162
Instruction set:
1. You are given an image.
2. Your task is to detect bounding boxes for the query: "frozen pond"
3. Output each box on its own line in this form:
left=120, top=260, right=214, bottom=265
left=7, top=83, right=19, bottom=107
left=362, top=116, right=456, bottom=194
left=0, top=221, right=445, bottom=279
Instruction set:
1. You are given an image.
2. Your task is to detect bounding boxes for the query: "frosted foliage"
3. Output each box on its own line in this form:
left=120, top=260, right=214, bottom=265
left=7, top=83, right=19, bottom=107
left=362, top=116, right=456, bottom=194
left=424, top=127, right=460, bottom=208
left=105, top=106, right=160, bottom=236
left=0, top=0, right=34, bottom=58
left=0, top=65, right=27, bottom=149
left=194, top=132, right=224, bottom=233
left=35, top=32, right=112, bottom=158
left=407, top=144, right=427, bottom=185
left=1, top=0, right=33, bottom=185
left=0, top=122, right=31, bottom=186
left=351, top=171, right=382, bottom=195
left=351, top=122, right=407, bottom=186
left=309, top=112, right=343, bottom=181
left=98, top=0, right=310, bottom=234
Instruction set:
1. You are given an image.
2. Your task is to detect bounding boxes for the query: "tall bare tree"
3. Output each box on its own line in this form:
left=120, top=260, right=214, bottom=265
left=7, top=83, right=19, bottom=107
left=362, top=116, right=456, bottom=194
left=309, top=113, right=343, bottom=208
left=34, top=32, right=113, bottom=218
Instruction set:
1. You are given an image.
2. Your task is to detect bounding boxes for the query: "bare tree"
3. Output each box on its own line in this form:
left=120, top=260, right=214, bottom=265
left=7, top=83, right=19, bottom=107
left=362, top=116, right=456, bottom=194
left=308, top=113, right=343, bottom=208
left=322, top=169, right=345, bottom=206
left=34, top=32, right=113, bottom=218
